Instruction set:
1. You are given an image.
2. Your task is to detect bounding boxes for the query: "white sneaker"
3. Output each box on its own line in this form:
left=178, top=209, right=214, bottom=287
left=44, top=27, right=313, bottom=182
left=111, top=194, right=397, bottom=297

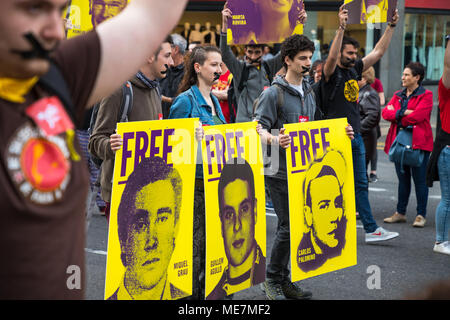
left=433, top=241, right=450, bottom=256
left=365, top=227, right=399, bottom=243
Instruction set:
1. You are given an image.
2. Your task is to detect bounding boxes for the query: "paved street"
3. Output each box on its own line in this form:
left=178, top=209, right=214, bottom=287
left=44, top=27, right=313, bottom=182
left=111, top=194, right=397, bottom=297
left=84, top=106, right=450, bottom=300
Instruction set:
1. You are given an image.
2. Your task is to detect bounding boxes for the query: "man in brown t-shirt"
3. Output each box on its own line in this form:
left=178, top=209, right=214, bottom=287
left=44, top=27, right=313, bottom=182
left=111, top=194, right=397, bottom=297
left=0, top=0, right=188, bottom=299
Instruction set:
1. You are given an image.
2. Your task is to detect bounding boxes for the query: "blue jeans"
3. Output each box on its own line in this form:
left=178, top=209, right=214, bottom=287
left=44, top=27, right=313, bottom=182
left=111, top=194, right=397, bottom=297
left=394, top=151, right=430, bottom=217
left=352, top=134, right=378, bottom=233
left=436, top=147, right=450, bottom=242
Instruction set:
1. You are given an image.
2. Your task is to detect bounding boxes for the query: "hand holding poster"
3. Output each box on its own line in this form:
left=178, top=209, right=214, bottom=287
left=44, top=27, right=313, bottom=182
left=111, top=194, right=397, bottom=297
left=226, top=0, right=305, bottom=45
left=344, top=0, right=397, bottom=24
left=285, top=118, right=357, bottom=282
left=202, top=122, right=266, bottom=300
left=104, top=118, right=198, bottom=300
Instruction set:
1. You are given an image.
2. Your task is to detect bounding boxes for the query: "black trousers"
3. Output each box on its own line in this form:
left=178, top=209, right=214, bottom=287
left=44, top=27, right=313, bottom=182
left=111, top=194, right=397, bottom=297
left=265, top=176, right=291, bottom=283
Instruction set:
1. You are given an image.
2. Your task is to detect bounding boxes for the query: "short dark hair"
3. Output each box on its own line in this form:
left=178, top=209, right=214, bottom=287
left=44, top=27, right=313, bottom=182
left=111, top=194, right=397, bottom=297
left=310, top=59, right=324, bottom=77
left=244, top=43, right=265, bottom=50
left=341, top=36, right=360, bottom=52
left=117, top=156, right=182, bottom=264
left=218, top=158, right=255, bottom=214
left=155, top=35, right=174, bottom=58
left=281, top=34, right=315, bottom=70
left=405, top=61, right=425, bottom=84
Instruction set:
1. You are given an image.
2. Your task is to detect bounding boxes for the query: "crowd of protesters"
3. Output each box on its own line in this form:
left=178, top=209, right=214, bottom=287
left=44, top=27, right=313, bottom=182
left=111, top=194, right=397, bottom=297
left=0, top=0, right=449, bottom=301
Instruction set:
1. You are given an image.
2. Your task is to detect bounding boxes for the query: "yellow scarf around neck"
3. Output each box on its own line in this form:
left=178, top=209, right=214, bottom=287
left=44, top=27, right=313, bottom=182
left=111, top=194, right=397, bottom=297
left=0, top=77, right=39, bottom=103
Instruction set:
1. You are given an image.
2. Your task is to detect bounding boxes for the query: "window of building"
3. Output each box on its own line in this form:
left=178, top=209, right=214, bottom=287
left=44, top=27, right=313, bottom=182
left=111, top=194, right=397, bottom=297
left=403, top=13, right=450, bottom=81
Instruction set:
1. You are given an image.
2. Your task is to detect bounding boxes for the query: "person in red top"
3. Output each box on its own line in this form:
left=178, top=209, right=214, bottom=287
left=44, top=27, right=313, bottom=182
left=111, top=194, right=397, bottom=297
left=382, top=62, right=433, bottom=228
left=371, top=77, right=386, bottom=105
left=212, top=62, right=232, bottom=123
left=426, top=35, right=450, bottom=256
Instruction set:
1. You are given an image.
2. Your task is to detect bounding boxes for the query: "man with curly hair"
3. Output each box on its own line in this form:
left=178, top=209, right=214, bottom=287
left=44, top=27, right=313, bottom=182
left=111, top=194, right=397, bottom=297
left=254, top=34, right=354, bottom=300
left=253, top=34, right=317, bottom=300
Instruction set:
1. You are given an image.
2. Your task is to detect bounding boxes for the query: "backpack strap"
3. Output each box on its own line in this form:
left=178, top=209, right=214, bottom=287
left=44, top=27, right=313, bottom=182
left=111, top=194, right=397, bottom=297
left=237, top=64, right=250, bottom=92
left=262, top=60, right=273, bottom=85
left=274, top=83, right=284, bottom=115
left=117, top=81, right=133, bottom=123
left=37, top=60, right=75, bottom=122
left=272, top=83, right=286, bottom=126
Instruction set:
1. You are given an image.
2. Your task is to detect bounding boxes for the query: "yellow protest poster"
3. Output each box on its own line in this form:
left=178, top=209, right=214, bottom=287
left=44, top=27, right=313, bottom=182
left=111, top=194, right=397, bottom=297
left=202, top=122, right=266, bottom=300
left=64, top=0, right=129, bottom=38
left=104, top=118, right=198, bottom=300
left=285, top=118, right=356, bottom=282
left=344, top=0, right=397, bottom=25
left=227, top=0, right=304, bottom=45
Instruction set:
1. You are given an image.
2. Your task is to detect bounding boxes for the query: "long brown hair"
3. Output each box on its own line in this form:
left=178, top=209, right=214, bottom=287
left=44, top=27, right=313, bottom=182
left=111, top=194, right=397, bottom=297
left=177, top=45, right=222, bottom=95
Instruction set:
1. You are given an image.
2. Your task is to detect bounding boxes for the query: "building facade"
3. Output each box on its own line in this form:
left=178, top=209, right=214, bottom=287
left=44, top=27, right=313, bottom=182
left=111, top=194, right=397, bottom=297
left=183, top=0, right=450, bottom=101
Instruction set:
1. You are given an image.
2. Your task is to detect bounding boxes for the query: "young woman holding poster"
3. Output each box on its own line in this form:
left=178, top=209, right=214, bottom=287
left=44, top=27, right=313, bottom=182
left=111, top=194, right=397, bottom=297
left=169, top=46, right=227, bottom=299
left=228, top=0, right=305, bottom=44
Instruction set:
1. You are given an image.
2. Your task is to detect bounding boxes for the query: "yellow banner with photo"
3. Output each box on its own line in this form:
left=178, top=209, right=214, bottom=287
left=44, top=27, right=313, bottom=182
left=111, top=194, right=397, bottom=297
left=104, top=118, right=198, bottom=300
left=226, top=0, right=304, bottom=45
left=202, top=122, right=266, bottom=300
left=344, top=0, right=397, bottom=24
left=64, top=0, right=130, bottom=38
left=285, top=118, right=356, bottom=282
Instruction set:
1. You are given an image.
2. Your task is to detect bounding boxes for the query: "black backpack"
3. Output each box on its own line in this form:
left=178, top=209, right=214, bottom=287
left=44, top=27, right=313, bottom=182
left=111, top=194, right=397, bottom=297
left=227, top=61, right=272, bottom=123
left=252, top=83, right=284, bottom=122
left=88, top=81, right=134, bottom=168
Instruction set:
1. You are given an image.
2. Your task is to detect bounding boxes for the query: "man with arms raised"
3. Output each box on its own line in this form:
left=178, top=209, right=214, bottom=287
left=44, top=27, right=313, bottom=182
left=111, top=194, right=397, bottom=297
left=321, top=5, right=399, bottom=243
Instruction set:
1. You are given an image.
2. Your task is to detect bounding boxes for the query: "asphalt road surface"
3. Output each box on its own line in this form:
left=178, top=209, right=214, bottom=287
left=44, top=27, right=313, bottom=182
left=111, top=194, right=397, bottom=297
left=84, top=106, right=449, bottom=300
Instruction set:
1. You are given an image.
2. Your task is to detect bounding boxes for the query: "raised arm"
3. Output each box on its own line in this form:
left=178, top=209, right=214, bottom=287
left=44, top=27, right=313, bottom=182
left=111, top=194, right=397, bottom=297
left=220, top=3, right=245, bottom=78
left=442, top=36, right=450, bottom=89
left=361, top=9, right=399, bottom=72
left=323, top=5, right=347, bottom=82
left=86, top=0, right=188, bottom=107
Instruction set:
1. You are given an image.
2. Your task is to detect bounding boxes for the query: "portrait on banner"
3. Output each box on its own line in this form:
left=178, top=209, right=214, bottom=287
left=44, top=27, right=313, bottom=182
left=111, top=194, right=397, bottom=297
left=104, top=118, right=198, bottom=300
left=285, top=118, right=357, bottom=282
left=202, top=122, right=266, bottom=300
left=227, top=0, right=305, bottom=45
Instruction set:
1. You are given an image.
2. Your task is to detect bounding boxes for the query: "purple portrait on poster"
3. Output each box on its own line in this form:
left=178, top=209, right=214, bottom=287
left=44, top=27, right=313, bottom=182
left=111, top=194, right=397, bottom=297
left=344, top=0, right=397, bottom=24
left=227, top=0, right=304, bottom=45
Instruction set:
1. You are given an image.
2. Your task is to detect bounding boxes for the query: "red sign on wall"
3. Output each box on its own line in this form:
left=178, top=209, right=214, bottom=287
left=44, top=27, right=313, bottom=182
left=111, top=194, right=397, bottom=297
left=405, top=0, right=450, bottom=10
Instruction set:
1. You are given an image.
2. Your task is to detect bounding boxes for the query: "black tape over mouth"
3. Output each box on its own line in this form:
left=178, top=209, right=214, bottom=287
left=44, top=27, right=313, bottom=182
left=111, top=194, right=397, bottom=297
left=246, top=56, right=262, bottom=65
left=10, top=32, right=54, bottom=61
left=160, top=64, right=169, bottom=75
left=213, top=72, right=221, bottom=81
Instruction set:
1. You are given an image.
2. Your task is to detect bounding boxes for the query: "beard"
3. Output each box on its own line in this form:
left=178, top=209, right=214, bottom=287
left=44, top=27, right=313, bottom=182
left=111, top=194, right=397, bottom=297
left=341, top=57, right=356, bottom=68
